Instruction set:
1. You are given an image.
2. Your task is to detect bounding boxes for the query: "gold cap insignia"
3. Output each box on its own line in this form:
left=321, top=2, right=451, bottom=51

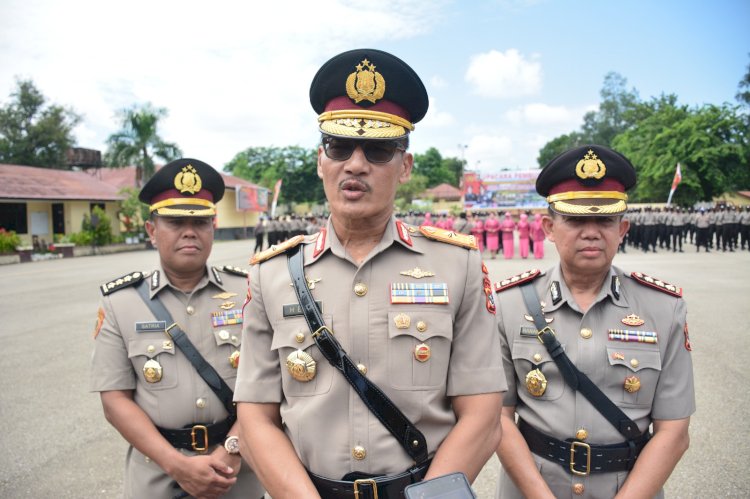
left=526, top=368, right=547, bottom=397
left=286, top=350, right=316, bottom=382
left=394, top=313, right=411, bottom=329
left=346, top=58, right=386, bottom=104
left=575, top=149, right=606, bottom=180
left=174, top=164, right=202, bottom=194
left=143, top=359, right=163, bottom=383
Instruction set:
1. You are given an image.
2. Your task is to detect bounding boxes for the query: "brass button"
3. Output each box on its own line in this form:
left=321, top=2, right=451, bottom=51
left=186, top=305, right=195, bottom=315
left=231, top=335, right=238, bottom=343
left=533, top=353, right=542, bottom=363
left=573, top=483, right=584, bottom=495
left=196, top=398, right=206, bottom=408
left=580, top=328, right=592, bottom=339
left=354, top=283, right=368, bottom=296
left=416, top=321, right=427, bottom=332
left=147, top=345, right=156, bottom=354
left=575, top=428, right=588, bottom=441
left=357, top=363, right=367, bottom=375
left=352, top=446, right=366, bottom=460
left=630, top=358, right=640, bottom=368
left=219, top=330, right=230, bottom=340
left=295, top=332, right=305, bottom=343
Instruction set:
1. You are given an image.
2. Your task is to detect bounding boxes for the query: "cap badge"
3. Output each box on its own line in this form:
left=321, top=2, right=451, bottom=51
left=346, top=58, right=386, bottom=104
left=575, top=149, right=606, bottom=180
left=174, top=164, right=202, bottom=194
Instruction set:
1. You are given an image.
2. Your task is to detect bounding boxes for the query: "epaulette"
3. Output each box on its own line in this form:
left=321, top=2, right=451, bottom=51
left=250, top=235, right=305, bottom=265
left=494, top=269, right=542, bottom=293
left=418, top=226, right=477, bottom=250
left=100, top=271, right=144, bottom=296
left=218, top=265, right=249, bottom=277
left=630, top=272, right=682, bottom=297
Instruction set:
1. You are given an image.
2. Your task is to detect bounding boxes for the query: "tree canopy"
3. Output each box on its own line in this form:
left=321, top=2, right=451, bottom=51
left=104, top=104, right=181, bottom=186
left=0, top=79, right=81, bottom=168
left=413, top=147, right=463, bottom=188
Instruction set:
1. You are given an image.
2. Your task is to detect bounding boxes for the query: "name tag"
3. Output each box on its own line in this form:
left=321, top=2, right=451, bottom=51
left=519, top=326, right=538, bottom=337
left=135, top=321, right=167, bottom=333
left=283, top=301, right=322, bottom=318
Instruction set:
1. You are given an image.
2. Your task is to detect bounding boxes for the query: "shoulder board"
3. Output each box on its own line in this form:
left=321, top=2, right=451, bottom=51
left=494, top=269, right=542, bottom=293
left=218, top=265, right=249, bottom=278
left=250, top=235, right=305, bottom=265
left=100, top=271, right=144, bottom=296
left=630, top=272, right=682, bottom=297
left=418, top=226, right=477, bottom=250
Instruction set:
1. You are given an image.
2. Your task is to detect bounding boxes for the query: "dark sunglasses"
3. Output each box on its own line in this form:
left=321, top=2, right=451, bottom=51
left=322, top=137, right=406, bottom=164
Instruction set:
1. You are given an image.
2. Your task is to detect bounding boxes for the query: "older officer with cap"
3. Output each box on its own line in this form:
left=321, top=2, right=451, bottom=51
left=90, top=159, right=264, bottom=499
left=234, top=48, right=507, bottom=498
left=494, top=145, right=694, bottom=498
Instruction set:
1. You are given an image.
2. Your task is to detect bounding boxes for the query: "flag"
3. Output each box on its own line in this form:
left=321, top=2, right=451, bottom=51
left=666, top=163, right=682, bottom=205
left=271, top=179, right=283, bottom=217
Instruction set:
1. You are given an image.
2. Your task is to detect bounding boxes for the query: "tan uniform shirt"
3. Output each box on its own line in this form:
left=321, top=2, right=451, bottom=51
left=90, top=265, right=264, bottom=499
left=235, top=217, right=507, bottom=478
left=496, top=265, right=695, bottom=499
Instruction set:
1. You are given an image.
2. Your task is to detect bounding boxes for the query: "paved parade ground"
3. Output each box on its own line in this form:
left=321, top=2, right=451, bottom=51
left=1, top=239, right=748, bottom=498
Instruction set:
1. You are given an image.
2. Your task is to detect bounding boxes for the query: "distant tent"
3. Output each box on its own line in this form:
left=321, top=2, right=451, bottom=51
left=424, top=183, right=462, bottom=201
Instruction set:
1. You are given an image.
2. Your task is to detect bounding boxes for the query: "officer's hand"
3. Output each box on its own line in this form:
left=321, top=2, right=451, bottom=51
left=210, top=444, right=242, bottom=478
left=170, top=453, right=238, bottom=499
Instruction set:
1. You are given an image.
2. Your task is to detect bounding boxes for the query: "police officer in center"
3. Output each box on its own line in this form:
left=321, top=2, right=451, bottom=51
left=234, top=48, right=507, bottom=498
left=90, top=159, right=264, bottom=499
left=494, top=145, right=694, bottom=498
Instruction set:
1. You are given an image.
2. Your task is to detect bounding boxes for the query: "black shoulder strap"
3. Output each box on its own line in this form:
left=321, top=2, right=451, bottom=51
left=519, top=283, right=641, bottom=440
left=287, top=245, right=429, bottom=465
left=135, top=282, right=236, bottom=417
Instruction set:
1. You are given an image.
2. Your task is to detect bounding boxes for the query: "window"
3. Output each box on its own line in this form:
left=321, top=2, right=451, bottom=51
left=0, top=203, right=28, bottom=233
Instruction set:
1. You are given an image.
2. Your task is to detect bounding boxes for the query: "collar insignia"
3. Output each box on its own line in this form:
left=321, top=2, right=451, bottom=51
left=550, top=281, right=562, bottom=305
left=611, top=275, right=621, bottom=300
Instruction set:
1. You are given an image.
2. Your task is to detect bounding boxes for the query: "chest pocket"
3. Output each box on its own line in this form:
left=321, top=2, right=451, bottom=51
left=128, top=336, right=178, bottom=390
left=271, top=314, right=334, bottom=397
left=387, top=310, right=453, bottom=390
left=511, top=340, right=566, bottom=401
left=605, top=345, right=662, bottom=407
left=212, top=325, right=242, bottom=380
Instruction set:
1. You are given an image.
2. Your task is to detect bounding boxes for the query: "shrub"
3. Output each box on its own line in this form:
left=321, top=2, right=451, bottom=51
left=0, top=228, right=22, bottom=253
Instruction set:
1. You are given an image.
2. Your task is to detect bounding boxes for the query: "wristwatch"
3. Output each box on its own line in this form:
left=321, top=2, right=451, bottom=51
left=224, top=435, right=240, bottom=455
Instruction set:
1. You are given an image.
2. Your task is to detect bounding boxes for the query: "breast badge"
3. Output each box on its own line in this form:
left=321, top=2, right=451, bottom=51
left=526, top=369, right=547, bottom=397
left=621, top=314, right=645, bottom=327
left=229, top=350, right=240, bottom=369
left=414, top=343, right=431, bottom=362
left=394, top=313, right=411, bottom=329
left=143, top=359, right=163, bottom=383
left=286, top=350, right=316, bottom=382
left=624, top=375, right=641, bottom=393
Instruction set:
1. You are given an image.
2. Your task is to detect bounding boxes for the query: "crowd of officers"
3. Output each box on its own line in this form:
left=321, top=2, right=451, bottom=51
left=623, top=204, right=750, bottom=253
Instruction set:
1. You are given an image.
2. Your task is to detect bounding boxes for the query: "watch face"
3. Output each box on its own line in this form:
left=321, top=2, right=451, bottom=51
left=225, top=436, right=240, bottom=454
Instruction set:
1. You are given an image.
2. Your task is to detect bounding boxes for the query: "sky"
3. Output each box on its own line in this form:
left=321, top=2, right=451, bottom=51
left=1, top=0, right=748, bottom=174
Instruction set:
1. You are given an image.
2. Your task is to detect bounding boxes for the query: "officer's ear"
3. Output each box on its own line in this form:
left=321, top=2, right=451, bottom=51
left=398, top=152, right=413, bottom=184
left=145, top=218, right=157, bottom=247
left=542, top=214, right=556, bottom=241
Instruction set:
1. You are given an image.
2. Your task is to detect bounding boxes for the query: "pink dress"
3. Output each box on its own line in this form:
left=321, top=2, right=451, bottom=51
left=471, top=220, right=485, bottom=253
left=518, top=214, right=530, bottom=259
left=500, top=215, right=516, bottom=259
left=484, top=218, right=501, bottom=252
left=531, top=214, right=545, bottom=259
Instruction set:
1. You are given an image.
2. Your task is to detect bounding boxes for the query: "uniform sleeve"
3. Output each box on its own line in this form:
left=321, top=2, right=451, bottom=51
left=446, top=250, right=507, bottom=397
left=496, top=296, right=519, bottom=406
left=651, top=297, right=696, bottom=419
left=234, top=263, right=283, bottom=403
left=89, top=294, right=137, bottom=392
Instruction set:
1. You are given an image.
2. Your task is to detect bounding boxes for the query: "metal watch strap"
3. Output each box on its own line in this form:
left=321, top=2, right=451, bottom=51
left=287, top=245, right=429, bottom=464
left=136, top=281, right=236, bottom=417
left=519, top=283, right=641, bottom=440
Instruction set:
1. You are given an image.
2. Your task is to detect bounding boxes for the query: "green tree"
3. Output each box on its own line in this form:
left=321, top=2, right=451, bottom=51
left=117, top=186, right=149, bottom=236
left=537, top=132, right=587, bottom=167
left=0, top=79, right=81, bottom=168
left=396, top=173, right=428, bottom=206
left=612, top=95, right=749, bottom=203
left=413, top=147, right=461, bottom=187
left=736, top=54, right=750, bottom=108
left=224, top=146, right=324, bottom=205
left=104, top=104, right=181, bottom=186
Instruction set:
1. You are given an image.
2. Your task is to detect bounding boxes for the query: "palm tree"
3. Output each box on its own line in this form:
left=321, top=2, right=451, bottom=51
left=105, top=103, right=182, bottom=186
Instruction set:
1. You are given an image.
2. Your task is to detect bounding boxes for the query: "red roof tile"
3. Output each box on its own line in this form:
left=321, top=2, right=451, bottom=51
left=424, top=183, right=462, bottom=200
left=0, top=164, right=125, bottom=201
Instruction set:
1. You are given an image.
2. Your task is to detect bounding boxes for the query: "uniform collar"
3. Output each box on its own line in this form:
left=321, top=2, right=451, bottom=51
left=543, top=265, right=628, bottom=313
left=147, top=264, right=220, bottom=299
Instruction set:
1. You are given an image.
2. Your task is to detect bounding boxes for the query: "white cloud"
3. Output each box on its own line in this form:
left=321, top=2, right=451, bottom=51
left=421, top=97, right=455, bottom=128
left=465, top=49, right=542, bottom=98
left=504, top=102, right=595, bottom=127
left=429, top=75, right=448, bottom=88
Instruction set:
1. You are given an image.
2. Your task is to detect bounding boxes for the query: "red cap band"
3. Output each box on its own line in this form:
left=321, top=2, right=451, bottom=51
left=548, top=178, right=624, bottom=196
left=324, top=96, right=411, bottom=122
left=150, top=188, right=214, bottom=205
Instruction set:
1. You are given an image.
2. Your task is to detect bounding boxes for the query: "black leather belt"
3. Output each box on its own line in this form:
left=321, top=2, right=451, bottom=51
left=308, top=461, right=430, bottom=499
left=519, top=419, right=650, bottom=475
left=157, top=416, right=234, bottom=453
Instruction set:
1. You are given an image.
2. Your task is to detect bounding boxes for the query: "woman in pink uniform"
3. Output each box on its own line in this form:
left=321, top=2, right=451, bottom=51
left=531, top=212, right=545, bottom=259
left=517, top=212, right=530, bottom=258
left=470, top=213, right=485, bottom=254
left=484, top=212, right=501, bottom=259
left=500, top=211, right=516, bottom=259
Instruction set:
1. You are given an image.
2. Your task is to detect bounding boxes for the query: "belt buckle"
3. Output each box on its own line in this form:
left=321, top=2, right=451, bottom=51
left=353, top=478, right=378, bottom=499
left=570, top=441, right=591, bottom=476
left=312, top=326, right=333, bottom=339
left=536, top=326, right=555, bottom=344
left=191, top=425, right=209, bottom=453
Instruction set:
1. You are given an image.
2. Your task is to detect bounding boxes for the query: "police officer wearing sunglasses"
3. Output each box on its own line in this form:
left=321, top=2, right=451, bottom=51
left=234, top=48, right=507, bottom=498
